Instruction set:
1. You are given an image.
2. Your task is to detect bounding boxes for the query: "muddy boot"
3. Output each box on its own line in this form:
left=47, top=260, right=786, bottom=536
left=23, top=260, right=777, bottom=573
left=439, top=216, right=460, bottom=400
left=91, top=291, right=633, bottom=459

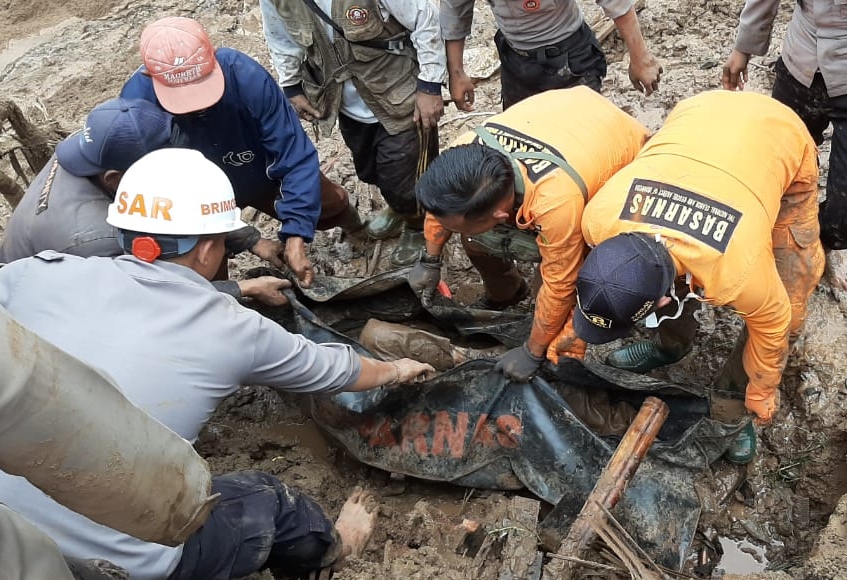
left=337, top=203, right=368, bottom=241
left=390, top=224, right=425, bottom=266
left=65, top=557, right=129, bottom=580
left=470, top=279, right=530, bottom=310
left=724, top=421, right=757, bottom=465
left=605, top=340, right=690, bottom=373
left=366, top=207, right=404, bottom=240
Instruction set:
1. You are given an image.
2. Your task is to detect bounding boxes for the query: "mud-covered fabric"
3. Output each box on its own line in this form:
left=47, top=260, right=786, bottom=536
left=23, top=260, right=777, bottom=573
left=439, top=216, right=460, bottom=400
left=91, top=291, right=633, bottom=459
left=424, top=87, right=648, bottom=363
left=495, top=24, right=606, bottom=110
left=168, top=471, right=337, bottom=580
left=582, top=90, right=824, bottom=423
left=772, top=57, right=847, bottom=251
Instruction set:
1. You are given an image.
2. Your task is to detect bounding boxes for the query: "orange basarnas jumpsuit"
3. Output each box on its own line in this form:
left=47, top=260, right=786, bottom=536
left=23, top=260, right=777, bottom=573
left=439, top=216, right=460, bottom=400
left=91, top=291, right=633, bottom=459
left=424, top=87, right=649, bottom=363
left=582, top=90, right=824, bottom=423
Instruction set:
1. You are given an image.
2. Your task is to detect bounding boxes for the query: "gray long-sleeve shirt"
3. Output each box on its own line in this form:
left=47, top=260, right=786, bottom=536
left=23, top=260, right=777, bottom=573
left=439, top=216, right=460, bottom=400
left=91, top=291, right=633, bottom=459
left=440, top=0, right=632, bottom=50
left=734, top=0, right=847, bottom=97
left=0, top=251, right=362, bottom=579
left=0, top=155, right=119, bottom=263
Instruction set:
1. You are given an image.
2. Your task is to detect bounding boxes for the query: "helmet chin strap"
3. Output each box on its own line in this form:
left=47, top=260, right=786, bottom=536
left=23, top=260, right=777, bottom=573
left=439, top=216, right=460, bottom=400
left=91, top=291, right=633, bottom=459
left=643, top=233, right=701, bottom=328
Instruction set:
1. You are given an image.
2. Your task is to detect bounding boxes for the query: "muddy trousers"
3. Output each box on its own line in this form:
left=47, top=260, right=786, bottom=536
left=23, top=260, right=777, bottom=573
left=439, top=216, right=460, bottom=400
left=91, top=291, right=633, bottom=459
left=461, top=237, right=586, bottom=362
left=339, top=114, right=439, bottom=218
left=168, top=471, right=341, bottom=580
left=650, top=196, right=825, bottom=391
left=772, top=57, right=847, bottom=250
left=494, top=23, right=607, bottom=110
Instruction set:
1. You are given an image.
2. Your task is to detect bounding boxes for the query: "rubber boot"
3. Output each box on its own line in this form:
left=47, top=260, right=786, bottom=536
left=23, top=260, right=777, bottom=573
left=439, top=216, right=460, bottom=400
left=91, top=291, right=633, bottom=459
left=391, top=224, right=425, bottom=266
left=336, top=203, right=368, bottom=241
left=470, top=279, right=530, bottom=310
left=605, top=340, right=690, bottom=373
left=724, top=421, right=757, bottom=465
left=366, top=207, right=404, bottom=240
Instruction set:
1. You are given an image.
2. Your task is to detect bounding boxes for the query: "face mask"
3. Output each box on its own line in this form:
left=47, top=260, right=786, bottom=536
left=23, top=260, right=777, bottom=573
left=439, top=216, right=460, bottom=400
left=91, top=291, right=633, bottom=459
left=644, top=272, right=701, bottom=328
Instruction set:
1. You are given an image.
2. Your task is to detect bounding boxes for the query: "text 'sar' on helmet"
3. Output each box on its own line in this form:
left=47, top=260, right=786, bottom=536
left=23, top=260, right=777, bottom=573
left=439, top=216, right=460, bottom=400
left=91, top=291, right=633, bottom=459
left=573, top=233, right=675, bottom=344
left=106, top=148, right=247, bottom=236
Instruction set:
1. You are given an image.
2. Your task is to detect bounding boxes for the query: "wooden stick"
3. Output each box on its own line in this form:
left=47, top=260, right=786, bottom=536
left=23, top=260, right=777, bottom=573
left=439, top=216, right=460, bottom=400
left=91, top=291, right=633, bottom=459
left=545, top=396, right=669, bottom=579
left=591, top=0, right=647, bottom=44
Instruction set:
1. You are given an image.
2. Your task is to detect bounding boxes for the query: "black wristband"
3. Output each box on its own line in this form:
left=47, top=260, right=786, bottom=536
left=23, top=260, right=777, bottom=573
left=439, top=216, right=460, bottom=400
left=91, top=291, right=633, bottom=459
left=420, top=252, right=442, bottom=264
left=416, top=79, right=443, bottom=96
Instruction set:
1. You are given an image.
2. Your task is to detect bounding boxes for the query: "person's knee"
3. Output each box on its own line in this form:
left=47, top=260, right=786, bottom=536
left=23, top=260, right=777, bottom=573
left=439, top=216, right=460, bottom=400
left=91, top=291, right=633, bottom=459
left=264, top=530, right=338, bottom=575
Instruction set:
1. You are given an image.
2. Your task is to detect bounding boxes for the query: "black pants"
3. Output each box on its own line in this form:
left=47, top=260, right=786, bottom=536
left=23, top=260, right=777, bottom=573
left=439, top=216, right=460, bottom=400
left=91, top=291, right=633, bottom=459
left=168, top=471, right=339, bottom=580
left=338, top=115, right=439, bottom=216
left=772, top=57, right=847, bottom=250
left=494, top=23, right=607, bottom=110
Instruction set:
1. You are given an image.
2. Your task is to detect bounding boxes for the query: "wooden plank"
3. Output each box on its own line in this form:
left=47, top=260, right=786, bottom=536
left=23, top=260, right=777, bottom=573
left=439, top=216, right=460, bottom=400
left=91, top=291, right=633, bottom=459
left=497, top=496, right=542, bottom=580
left=590, top=0, right=647, bottom=44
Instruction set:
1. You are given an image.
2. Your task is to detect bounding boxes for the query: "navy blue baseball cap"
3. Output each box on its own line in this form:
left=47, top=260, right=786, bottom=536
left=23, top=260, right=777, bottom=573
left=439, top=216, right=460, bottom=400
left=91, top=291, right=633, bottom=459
left=56, top=98, right=174, bottom=177
left=574, top=233, right=676, bottom=344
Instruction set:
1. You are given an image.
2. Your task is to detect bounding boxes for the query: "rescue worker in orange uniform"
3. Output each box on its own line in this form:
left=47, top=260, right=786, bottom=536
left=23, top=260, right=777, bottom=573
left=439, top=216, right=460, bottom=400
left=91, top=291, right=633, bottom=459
left=411, top=87, right=649, bottom=381
left=574, top=90, right=824, bottom=463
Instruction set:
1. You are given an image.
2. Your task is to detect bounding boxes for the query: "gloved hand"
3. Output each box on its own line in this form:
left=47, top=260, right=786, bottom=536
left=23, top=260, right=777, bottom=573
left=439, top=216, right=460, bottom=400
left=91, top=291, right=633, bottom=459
left=494, top=342, right=545, bottom=382
left=745, top=387, right=779, bottom=426
left=408, top=255, right=442, bottom=304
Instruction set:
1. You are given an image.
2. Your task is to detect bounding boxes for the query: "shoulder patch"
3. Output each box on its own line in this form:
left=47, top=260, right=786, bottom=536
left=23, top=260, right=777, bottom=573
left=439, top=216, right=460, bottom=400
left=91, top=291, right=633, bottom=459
left=34, top=250, right=65, bottom=262
left=346, top=6, right=369, bottom=25
left=474, top=122, right=567, bottom=183
left=618, top=178, right=742, bottom=253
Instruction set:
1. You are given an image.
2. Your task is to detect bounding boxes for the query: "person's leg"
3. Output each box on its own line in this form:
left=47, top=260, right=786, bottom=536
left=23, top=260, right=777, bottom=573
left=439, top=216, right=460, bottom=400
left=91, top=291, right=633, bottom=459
left=606, top=277, right=699, bottom=373
left=168, top=471, right=339, bottom=580
left=372, top=123, right=440, bottom=265
left=0, top=503, right=78, bottom=580
left=821, top=94, right=847, bottom=288
left=461, top=236, right=527, bottom=307
left=771, top=58, right=831, bottom=146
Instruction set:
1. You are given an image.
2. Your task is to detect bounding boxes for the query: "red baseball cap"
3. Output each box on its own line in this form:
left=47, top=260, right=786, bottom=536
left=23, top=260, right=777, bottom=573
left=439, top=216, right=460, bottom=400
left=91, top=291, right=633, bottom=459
left=139, top=17, right=225, bottom=114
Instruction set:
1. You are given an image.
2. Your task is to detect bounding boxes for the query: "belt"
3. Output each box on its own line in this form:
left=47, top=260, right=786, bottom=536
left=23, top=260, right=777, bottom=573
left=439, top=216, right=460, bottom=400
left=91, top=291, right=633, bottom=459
left=509, top=43, right=565, bottom=59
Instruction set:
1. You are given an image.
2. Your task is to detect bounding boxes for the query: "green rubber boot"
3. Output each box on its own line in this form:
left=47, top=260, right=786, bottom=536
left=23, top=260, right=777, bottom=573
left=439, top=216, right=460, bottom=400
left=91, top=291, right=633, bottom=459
left=725, top=422, right=758, bottom=465
left=605, top=341, right=689, bottom=373
left=390, top=226, right=425, bottom=267
left=366, top=207, right=404, bottom=240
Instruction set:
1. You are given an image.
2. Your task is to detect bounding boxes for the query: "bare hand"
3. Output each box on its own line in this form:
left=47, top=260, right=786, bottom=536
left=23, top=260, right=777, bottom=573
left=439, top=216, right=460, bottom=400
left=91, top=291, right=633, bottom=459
left=448, top=69, right=475, bottom=112
left=628, top=52, right=663, bottom=95
left=414, top=92, right=445, bottom=131
left=392, top=358, right=437, bottom=383
left=284, top=236, right=314, bottom=288
left=238, top=276, right=292, bottom=306
left=721, top=49, right=750, bottom=90
left=289, top=94, right=322, bottom=122
left=250, top=237, right=285, bottom=269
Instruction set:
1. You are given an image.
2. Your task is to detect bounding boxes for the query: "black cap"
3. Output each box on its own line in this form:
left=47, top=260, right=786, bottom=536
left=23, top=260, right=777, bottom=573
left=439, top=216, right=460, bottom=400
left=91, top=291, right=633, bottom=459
left=574, top=233, right=676, bottom=344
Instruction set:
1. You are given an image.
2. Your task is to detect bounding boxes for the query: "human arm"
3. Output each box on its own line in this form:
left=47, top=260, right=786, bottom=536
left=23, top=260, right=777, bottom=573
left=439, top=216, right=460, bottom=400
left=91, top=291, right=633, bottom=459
left=732, top=264, right=792, bottom=424
left=408, top=213, right=453, bottom=299
left=721, top=0, right=780, bottom=90
left=260, top=0, right=322, bottom=121
left=610, top=6, right=662, bottom=95
left=381, top=0, right=447, bottom=128
left=248, top=315, right=433, bottom=393
left=496, top=187, right=586, bottom=381
left=440, top=0, right=475, bottom=111
left=446, top=39, right=474, bottom=112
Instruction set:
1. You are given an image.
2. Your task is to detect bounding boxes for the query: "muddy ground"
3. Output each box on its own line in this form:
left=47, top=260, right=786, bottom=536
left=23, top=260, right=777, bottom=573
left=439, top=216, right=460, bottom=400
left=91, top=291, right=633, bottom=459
left=4, top=0, right=847, bottom=577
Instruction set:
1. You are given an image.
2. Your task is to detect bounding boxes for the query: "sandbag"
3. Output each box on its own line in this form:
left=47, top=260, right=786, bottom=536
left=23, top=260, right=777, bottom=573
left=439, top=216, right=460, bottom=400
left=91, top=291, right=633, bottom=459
left=0, top=307, right=218, bottom=546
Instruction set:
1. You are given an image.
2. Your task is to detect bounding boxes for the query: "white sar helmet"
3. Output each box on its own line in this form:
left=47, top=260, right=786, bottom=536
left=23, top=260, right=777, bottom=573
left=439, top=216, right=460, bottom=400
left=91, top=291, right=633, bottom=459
left=107, top=148, right=247, bottom=235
